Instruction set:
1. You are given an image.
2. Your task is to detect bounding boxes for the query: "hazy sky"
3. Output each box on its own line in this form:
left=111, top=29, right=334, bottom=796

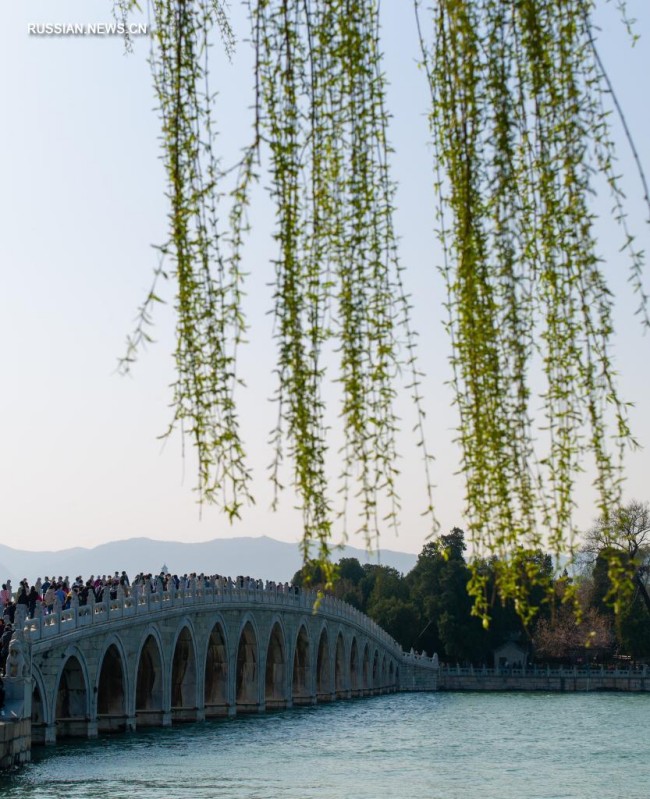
left=1, top=1, right=649, bottom=556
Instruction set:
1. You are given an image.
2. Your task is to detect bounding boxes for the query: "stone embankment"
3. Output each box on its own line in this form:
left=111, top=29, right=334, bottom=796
left=0, top=671, right=32, bottom=770
left=438, top=664, right=650, bottom=692
left=0, top=719, right=30, bottom=770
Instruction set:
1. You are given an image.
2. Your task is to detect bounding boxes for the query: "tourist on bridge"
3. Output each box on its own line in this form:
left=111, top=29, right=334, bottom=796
left=43, top=584, right=56, bottom=614
left=27, top=586, right=40, bottom=619
left=54, top=584, right=67, bottom=609
left=0, top=624, right=13, bottom=673
left=15, top=585, right=28, bottom=610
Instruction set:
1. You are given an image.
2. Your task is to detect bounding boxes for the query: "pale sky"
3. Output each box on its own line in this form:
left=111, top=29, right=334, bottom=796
left=0, top=1, right=648, bottom=556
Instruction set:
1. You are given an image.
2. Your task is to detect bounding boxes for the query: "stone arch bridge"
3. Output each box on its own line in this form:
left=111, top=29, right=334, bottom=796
left=4, top=581, right=437, bottom=747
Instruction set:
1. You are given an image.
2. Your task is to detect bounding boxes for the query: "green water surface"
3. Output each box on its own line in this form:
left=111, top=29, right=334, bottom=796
left=2, top=692, right=647, bottom=799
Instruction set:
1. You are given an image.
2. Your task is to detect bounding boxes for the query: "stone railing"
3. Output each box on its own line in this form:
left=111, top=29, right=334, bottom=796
left=401, top=650, right=439, bottom=670
left=439, top=663, right=649, bottom=678
left=18, top=582, right=402, bottom=656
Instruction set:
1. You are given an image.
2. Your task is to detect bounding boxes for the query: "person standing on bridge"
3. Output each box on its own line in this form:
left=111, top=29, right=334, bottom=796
left=27, top=586, right=39, bottom=619
left=15, top=585, right=28, bottom=611
left=43, top=584, right=55, bottom=614
left=54, top=583, right=67, bottom=609
left=0, top=624, right=13, bottom=673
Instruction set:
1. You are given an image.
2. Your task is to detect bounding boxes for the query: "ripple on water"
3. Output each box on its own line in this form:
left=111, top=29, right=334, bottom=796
left=5, top=693, right=650, bottom=799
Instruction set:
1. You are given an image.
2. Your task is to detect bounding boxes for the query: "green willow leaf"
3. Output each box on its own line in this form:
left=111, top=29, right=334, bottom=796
left=117, top=0, right=646, bottom=620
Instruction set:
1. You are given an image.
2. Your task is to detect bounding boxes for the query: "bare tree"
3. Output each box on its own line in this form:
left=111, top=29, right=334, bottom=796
left=534, top=605, right=614, bottom=663
left=583, top=500, right=650, bottom=616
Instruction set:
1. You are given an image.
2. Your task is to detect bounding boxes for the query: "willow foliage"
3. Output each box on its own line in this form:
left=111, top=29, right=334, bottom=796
left=416, top=0, right=647, bottom=621
left=118, top=0, right=647, bottom=616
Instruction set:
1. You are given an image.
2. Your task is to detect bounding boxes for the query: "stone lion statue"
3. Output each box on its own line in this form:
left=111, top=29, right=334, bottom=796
left=5, top=636, right=27, bottom=679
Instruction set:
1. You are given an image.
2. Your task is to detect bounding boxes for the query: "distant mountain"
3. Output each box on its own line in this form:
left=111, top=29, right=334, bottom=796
left=0, top=536, right=418, bottom=586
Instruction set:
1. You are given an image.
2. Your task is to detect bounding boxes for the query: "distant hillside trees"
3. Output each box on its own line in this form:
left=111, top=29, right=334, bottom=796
left=295, top=513, right=650, bottom=665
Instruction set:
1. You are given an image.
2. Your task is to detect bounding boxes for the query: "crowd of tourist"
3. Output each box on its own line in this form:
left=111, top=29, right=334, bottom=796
left=0, top=570, right=301, bottom=675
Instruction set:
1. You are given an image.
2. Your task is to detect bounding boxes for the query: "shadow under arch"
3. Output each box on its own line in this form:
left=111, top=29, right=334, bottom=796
left=372, top=650, right=379, bottom=692
left=55, top=653, right=89, bottom=739
left=30, top=666, right=48, bottom=745
left=349, top=638, right=360, bottom=696
left=205, top=620, right=229, bottom=717
left=334, top=633, right=347, bottom=699
left=171, top=624, right=198, bottom=723
left=236, top=620, right=259, bottom=712
left=292, top=624, right=311, bottom=705
left=316, top=627, right=331, bottom=702
left=380, top=655, right=387, bottom=692
left=97, top=642, right=128, bottom=733
left=265, top=621, right=287, bottom=709
left=362, top=644, right=371, bottom=694
left=135, top=633, right=164, bottom=727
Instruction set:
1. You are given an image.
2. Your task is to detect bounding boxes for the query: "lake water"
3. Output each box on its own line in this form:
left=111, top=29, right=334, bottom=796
left=2, top=692, right=649, bottom=798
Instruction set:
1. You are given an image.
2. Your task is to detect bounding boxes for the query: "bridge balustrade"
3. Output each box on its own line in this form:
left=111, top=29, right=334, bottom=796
left=20, top=581, right=403, bottom=657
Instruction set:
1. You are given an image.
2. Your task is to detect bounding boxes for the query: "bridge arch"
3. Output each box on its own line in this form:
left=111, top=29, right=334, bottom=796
left=135, top=628, right=165, bottom=726
left=170, top=620, right=199, bottom=722
left=30, top=664, right=49, bottom=743
left=315, top=625, right=331, bottom=701
left=291, top=622, right=311, bottom=705
left=54, top=647, right=91, bottom=738
left=372, top=649, right=379, bottom=692
left=264, top=619, right=288, bottom=709
left=362, top=644, right=371, bottom=693
left=236, top=617, right=260, bottom=711
left=349, top=637, right=360, bottom=696
left=96, top=636, right=129, bottom=732
left=334, top=632, right=347, bottom=698
left=204, top=618, right=229, bottom=717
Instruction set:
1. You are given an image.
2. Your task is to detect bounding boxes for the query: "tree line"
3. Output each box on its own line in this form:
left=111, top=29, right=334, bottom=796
left=294, top=501, right=650, bottom=666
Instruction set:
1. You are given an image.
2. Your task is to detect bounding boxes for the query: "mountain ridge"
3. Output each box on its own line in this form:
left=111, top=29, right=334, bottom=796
left=0, top=535, right=418, bottom=585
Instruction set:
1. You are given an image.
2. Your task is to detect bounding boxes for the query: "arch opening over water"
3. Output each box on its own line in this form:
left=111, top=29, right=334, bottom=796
left=171, top=626, right=198, bottom=722
left=236, top=621, right=259, bottom=712
left=292, top=625, right=311, bottom=706
left=335, top=634, right=347, bottom=699
left=350, top=638, right=359, bottom=696
left=204, top=623, right=228, bottom=717
left=31, top=680, right=46, bottom=744
left=265, top=623, right=287, bottom=709
left=316, top=629, right=331, bottom=702
left=55, top=655, right=88, bottom=738
left=97, top=644, right=127, bottom=733
left=136, top=634, right=164, bottom=727
left=362, top=645, right=371, bottom=694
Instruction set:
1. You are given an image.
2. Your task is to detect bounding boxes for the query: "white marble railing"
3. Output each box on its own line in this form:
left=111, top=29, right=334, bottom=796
left=402, top=650, right=438, bottom=669
left=18, top=583, right=403, bottom=657
left=439, top=664, right=649, bottom=678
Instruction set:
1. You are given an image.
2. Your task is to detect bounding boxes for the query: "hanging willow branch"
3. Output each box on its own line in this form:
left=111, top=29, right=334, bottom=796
left=119, top=0, right=252, bottom=517
left=416, top=0, right=646, bottom=623
left=253, top=0, right=434, bottom=575
left=117, top=0, right=647, bottom=613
